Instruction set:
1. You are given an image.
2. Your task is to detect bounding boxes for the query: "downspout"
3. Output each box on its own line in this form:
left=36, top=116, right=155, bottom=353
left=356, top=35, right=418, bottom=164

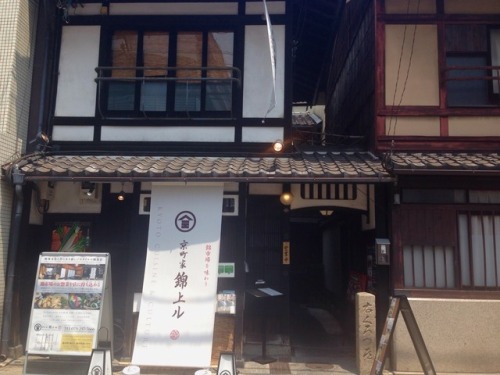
left=0, top=166, right=25, bottom=361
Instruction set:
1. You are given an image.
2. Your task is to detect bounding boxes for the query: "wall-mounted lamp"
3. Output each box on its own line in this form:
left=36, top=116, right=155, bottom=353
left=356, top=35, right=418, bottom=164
left=29, top=131, right=50, bottom=152
left=117, top=187, right=125, bottom=201
left=280, top=191, right=294, bottom=206
left=112, top=181, right=133, bottom=201
left=273, top=140, right=284, bottom=153
left=100, top=0, right=110, bottom=15
left=81, top=182, right=96, bottom=197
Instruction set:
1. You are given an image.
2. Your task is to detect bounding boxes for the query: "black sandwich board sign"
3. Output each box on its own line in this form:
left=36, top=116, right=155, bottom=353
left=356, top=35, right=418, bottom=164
left=370, top=295, right=436, bottom=375
left=24, top=252, right=113, bottom=375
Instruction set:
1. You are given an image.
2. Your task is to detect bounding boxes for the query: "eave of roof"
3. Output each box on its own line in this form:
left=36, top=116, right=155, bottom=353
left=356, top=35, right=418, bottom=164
left=386, top=152, right=500, bottom=175
left=2, top=152, right=393, bottom=184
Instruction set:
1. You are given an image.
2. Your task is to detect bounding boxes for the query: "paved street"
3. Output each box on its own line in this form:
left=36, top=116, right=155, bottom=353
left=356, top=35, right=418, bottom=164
left=0, top=355, right=359, bottom=375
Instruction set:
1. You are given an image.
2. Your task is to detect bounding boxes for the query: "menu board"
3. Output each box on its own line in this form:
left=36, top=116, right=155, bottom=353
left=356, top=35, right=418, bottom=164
left=26, top=252, right=111, bottom=357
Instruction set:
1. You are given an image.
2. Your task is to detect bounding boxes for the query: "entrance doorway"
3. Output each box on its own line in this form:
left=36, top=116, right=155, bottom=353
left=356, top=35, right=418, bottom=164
left=243, top=196, right=370, bottom=365
left=288, top=207, right=366, bottom=363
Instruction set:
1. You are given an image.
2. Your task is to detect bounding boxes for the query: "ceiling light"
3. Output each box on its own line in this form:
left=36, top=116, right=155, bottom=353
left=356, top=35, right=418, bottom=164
left=320, top=209, right=334, bottom=216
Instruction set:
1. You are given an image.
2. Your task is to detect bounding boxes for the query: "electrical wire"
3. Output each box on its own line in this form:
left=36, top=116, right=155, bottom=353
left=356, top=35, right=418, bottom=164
left=386, top=0, right=422, bottom=144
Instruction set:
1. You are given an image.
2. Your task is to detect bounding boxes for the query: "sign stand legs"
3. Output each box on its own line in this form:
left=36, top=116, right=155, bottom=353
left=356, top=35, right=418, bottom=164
left=370, top=295, right=436, bottom=375
left=252, top=314, right=276, bottom=364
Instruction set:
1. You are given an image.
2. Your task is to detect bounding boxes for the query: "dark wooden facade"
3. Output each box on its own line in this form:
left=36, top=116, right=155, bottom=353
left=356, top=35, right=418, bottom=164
left=324, top=0, right=500, bottom=371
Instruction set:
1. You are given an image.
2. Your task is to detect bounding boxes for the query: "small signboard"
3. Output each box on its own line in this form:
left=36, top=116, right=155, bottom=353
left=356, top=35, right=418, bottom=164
left=24, top=252, right=112, bottom=374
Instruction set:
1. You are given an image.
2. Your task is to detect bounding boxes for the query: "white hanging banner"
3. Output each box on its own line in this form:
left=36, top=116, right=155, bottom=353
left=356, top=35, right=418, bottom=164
left=263, top=0, right=276, bottom=117
left=132, top=184, right=224, bottom=367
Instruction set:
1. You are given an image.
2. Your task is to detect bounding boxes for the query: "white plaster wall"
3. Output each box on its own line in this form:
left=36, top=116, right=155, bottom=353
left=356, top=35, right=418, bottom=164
left=54, top=25, right=100, bottom=117
left=243, top=25, right=285, bottom=119
left=241, top=126, right=283, bottom=143
left=42, top=182, right=102, bottom=214
left=52, top=125, right=95, bottom=141
left=391, top=298, right=500, bottom=373
left=245, top=1, right=285, bottom=15
left=101, top=126, right=235, bottom=142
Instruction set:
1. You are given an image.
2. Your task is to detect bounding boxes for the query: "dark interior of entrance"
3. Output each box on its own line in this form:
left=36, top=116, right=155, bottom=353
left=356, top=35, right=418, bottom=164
left=244, top=196, right=370, bottom=364
left=288, top=208, right=362, bottom=363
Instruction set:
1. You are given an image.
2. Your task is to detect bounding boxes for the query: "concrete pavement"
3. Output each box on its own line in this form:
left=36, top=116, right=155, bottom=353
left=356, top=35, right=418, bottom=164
left=0, top=355, right=359, bottom=375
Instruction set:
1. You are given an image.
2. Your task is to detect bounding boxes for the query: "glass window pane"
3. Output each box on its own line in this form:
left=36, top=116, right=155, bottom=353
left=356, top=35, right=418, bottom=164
left=402, top=189, right=466, bottom=203
left=175, top=32, right=202, bottom=111
left=143, top=32, right=169, bottom=77
left=445, top=246, right=456, bottom=288
left=208, top=32, right=234, bottom=69
left=206, top=32, right=234, bottom=111
left=108, top=31, right=138, bottom=111
left=470, top=216, right=485, bottom=286
left=404, top=245, right=455, bottom=288
left=413, top=246, right=424, bottom=287
left=108, top=82, right=135, bottom=111
left=403, top=245, right=415, bottom=287
left=141, top=82, right=167, bottom=111
left=175, top=82, right=201, bottom=111
left=424, top=246, right=435, bottom=287
left=206, top=82, right=232, bottom=111
left=469, top=190, right=500, bottom=204
left=460, top=213, right=500, bottom=288
left=142, top=32, right=169, bottom=111
left=458, top=214, right=471, bottom=286
left=111, top=31, right=138, bottom=78
left=491, top=29, right=500, bottom=94
left=447, top=56, right=489, bottom=107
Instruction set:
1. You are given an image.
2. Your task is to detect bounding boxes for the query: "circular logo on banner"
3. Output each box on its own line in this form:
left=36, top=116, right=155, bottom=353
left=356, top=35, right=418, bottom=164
left=34, top=323, right=42, bottom=331
left=220, top=371, right=231, bottom=375
left=170, top=329, right=180, bottom=340
left=175, top=211, right=196, bottom=232
left=91, top=365, right=103, bottom=375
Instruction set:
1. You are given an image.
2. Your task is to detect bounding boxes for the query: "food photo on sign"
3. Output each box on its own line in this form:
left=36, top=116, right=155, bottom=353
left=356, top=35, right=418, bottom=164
left=51, top=222, right=91, bottom=252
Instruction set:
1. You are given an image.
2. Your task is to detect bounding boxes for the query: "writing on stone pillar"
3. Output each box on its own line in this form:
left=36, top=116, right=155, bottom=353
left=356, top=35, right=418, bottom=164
left=356, top=292, right=376, bottom=375
left=361, top=301, right=375, bottom=361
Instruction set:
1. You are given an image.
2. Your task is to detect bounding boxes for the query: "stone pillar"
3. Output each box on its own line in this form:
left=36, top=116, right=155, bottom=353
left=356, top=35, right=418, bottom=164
left=356, top=292, right=376, bottom=375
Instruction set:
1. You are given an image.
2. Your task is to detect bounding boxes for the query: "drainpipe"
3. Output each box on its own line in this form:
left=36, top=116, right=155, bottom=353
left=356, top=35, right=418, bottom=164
left=0, top=166, right=25, bottom=361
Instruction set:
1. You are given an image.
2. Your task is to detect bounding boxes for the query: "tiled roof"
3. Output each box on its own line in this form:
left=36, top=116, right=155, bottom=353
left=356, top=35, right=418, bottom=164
left=387, top=152, right=500, bottom=174
left=4, top=152, right=392, bottom=183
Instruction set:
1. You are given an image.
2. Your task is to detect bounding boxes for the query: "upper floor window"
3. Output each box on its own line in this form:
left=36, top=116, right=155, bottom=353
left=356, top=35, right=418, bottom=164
left=444, top=25, right=500, bottom=107
left=97, top=29, right=238, bottom=118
